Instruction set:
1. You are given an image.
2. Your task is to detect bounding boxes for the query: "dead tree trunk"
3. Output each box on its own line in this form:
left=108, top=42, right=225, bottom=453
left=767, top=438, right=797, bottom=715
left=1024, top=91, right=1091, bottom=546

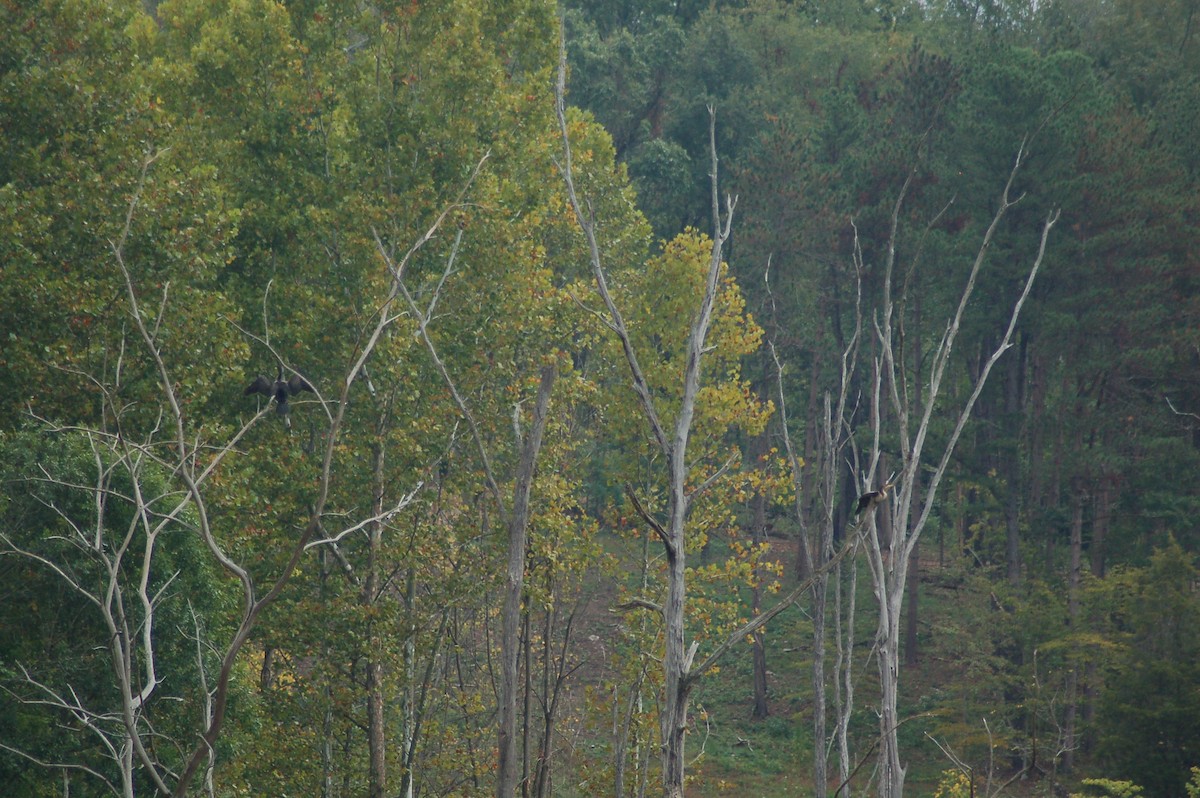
left=382, top=212, right=560, bottom=798
left=863, top=144, right=1059, bottom=798
left=834, top=533, right=859, bottom=796
left=558, top=32, right=863, bottom=796
left=557, top=38, right=734, bottom=792
left=767, top=238, right=863, bottom=797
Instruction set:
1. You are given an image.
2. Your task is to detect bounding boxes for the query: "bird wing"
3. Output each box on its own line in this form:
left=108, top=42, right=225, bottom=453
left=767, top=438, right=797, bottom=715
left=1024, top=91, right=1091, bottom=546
left=244, top=375, right=273, bottom=397
left=286, top=374, right=314, bottom=395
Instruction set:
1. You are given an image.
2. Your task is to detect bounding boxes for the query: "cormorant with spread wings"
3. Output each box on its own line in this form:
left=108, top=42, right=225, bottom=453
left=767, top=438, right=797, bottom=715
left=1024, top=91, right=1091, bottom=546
left=244, top=367, right=314, bottom=422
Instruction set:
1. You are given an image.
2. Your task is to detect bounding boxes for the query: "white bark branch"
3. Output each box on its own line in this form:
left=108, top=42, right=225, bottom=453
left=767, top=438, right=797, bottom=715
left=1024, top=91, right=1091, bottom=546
left=554, top=41, right=670, bottom=456
left=305, top=483, right=424, bottom=550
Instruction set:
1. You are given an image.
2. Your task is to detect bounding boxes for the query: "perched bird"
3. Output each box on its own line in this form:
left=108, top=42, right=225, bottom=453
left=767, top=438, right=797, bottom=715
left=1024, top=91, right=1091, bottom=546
left=244, top=367, right=314, bottom=423
left=855, top=481, right=894, bottom=517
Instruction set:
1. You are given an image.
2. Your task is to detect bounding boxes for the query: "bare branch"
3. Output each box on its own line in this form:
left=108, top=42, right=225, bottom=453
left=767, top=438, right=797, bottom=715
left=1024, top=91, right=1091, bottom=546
left=624, top=484, right=671, bottom=553
left=424, top=227, right=464, bottom=321
left=305, top=482, right=424, bottom=550
left=1165, top=394, right=1200, bottom=422
left=555, top=36, right=670, bottom=455
left=0, top=742, right=119, bottom=795
left=0, top=531, right=103, bottom=609
left=904, top=206, right=1059, bottom=560
left=379, top=228, right=506, bottom=510
left=564, top=286, right=620, bottom=335
left=612, top=598, right=665, bottom=616
left=686, top=535, right=861, bottom=684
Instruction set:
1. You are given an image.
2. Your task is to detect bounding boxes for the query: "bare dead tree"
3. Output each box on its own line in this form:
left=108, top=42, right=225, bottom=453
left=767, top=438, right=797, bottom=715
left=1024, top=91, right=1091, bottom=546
left=556, top=31, right=737, bottom=789
left=556, top=32, right=871, bottom=795
left=861, top=142, right=1059, bottom=798
left=766, top=241, right=864, bottom=797
left=0, top=148, right=468, bottom=797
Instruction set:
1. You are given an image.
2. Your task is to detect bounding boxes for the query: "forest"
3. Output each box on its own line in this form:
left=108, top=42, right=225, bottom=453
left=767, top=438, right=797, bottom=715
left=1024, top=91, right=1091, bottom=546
left=1, top=0, right=1199, bottom=797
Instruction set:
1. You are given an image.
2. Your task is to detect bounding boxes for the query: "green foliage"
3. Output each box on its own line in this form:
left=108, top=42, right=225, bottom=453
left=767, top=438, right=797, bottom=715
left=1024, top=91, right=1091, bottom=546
left=3, top=0, right=1200, bottom=794
left=1095, top=540, right=1200, bottom=797
left=0, top=427, right=239, bottom=795
left=1071, top=778, right=1145, bottom=798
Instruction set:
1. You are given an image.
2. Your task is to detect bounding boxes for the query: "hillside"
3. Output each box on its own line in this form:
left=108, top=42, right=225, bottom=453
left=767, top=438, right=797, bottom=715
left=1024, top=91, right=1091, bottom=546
left=1, top=1, right=1198, bottom=797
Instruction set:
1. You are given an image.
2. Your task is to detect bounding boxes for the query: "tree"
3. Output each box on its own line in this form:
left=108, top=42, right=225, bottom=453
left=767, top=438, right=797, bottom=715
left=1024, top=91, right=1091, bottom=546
left=767, top=246, right=864, bottom=797
left=0, top=427, right=233, bottom=797
left=1096, top=540, right=1200, bottom=798
left=859, top=144, right=1058, bottom=797
left=558, top=35, right=860, bottom=794
left=0, top=112, right=469, bottom=793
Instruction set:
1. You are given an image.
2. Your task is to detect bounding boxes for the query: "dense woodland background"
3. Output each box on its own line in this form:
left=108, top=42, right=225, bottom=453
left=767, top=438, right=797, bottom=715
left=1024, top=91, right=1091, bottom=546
left=2, top=1, right=1200, bottom=797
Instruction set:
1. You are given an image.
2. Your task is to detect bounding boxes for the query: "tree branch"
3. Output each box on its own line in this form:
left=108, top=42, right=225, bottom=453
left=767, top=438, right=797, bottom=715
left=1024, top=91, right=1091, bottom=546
left=624, top=483, right=672, bottom=554
left=554, top=38, right=670, bottom=456
left=685, top=535, right=861, bottom=684
left=903, top=206, right=1059, bottom=561
left=613, top=598, right=665, bottom=616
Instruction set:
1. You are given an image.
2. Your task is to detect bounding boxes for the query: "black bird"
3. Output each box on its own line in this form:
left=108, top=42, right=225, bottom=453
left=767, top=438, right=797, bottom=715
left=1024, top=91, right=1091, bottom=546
left=244, top=367, right=314, bottom=421
left=855, top=481, right=894, bottom=517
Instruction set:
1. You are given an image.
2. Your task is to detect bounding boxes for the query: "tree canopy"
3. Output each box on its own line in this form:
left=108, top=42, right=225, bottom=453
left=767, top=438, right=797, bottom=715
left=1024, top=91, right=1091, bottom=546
left=2, top=1, right=1199, bottom=797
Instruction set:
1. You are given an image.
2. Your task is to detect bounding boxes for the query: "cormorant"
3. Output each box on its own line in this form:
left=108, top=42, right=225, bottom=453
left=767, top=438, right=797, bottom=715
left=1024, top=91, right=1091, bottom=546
left=244, top=367, right=314, bottom=420
left=855, top=481, right=894, bottom=517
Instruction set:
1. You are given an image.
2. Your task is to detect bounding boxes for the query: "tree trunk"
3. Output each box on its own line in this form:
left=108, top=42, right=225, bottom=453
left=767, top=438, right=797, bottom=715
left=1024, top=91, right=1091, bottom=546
left=322, top=682, right=334, bottom=798
left=365, top=443, right=387, bottom=798
left=1062, top=484, right=1084, bottom=774
left=870, top=479, right=908, bottom=798
left=400, top=568, right=417, bottom=798
left=904, top=466, right=922, bottom=667
left=365, top=661, right=386, bottom=797
left=497, top=367, right=557, bottom=798
left=534, top=603, right=552, bottom=798
left=522, top=607, right=533, bottom=798
left=751, top=442, right=770, bottom=720
left=811, top=570, right=829, bottom=796
left=319, top=550, right=335, bottom=798
left=1004, top=339, right=1025, bottom=585
left=661, top=475, right=692, bottom=798
left=751, top=588, right=770, bottom=719
left=834, top=551, right=857, bottom=796
left=876, top=571, right=906, bottom=798
left=617, top=531, right=654, bottom=798
left=811, top=392, right=846, bottom=798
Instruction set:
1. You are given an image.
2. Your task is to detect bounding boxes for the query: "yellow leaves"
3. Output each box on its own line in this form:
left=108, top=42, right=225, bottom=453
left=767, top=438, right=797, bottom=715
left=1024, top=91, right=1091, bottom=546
left=933, top=769, right=973, bottom=798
